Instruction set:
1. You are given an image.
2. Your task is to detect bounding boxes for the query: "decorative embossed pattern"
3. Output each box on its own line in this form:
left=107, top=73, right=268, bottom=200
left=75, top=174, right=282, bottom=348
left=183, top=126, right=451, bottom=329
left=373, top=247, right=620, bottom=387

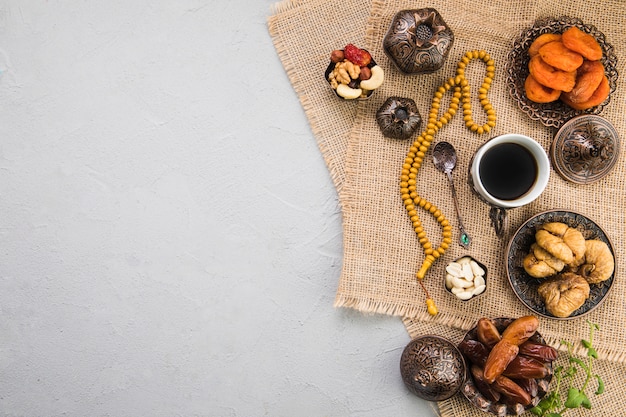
left=506, top=16, right=619, bottom=129
left=460, top=318, right=553, bottom=416
left=505, top=211, right=615, bottom=319
left=400, top=335, right=466, bottom=401
left=551, top=115, right=621, bottom=184
left=383, top=8, right=454, bottom=74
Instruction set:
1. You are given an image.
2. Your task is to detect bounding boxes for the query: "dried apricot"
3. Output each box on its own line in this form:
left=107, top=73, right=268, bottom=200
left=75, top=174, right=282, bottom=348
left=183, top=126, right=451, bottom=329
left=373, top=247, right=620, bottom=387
left=562, top=26, right=602, bottom=61
left=528, top=55, right=576, bottom=92
left=528, top=33, right=562, bottom=57
left=524, top=74, right=561, bottom=103
left=538, top=41, right=583, bottom=72
left=561, top=75, right=610, bottom=110
left=562, top=60, right=605, bottom=103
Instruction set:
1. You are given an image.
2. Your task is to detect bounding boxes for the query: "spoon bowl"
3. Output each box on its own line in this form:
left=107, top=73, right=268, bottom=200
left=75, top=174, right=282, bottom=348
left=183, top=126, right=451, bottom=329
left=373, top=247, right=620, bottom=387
left=433, top=141, right=458, bottom=174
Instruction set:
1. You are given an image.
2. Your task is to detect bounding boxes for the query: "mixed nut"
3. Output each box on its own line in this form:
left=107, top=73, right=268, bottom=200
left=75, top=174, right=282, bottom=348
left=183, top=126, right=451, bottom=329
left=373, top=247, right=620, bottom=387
left=326, top=44, right=384, bottom=99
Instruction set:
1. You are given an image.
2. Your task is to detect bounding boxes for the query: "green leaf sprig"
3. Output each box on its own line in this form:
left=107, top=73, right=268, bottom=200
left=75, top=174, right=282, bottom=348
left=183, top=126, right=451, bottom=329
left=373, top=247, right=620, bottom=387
left=530, top=321, right=605, bottom=417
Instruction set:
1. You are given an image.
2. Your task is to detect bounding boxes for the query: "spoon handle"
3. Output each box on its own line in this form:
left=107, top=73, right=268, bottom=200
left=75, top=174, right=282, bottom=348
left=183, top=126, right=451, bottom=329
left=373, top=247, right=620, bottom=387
left=446, top=171, right=471, bottom=249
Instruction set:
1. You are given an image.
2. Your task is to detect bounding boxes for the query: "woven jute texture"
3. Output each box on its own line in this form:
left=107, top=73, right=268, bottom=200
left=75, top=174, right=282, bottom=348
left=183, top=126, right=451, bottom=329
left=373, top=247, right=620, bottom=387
left=339, top=0, right=626, bottom=360
left=269, top=0, right=626, bottom=415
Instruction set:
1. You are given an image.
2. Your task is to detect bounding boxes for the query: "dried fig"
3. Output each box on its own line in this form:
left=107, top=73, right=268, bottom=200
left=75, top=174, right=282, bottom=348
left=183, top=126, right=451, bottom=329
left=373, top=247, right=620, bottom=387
left=579, top=239, right=614, bottom=284
left=537, top=272, right=590, bottom=318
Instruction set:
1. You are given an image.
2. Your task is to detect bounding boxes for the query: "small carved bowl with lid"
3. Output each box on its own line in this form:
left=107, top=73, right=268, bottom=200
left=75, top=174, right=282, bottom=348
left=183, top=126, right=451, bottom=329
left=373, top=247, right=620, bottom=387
left=400, top=335, right=466, bottom=401
left=375, top=96, right=422, bottom=140
left=550, top=114, right=620, bottom=184
left=383, top=8, right=454, bottom=74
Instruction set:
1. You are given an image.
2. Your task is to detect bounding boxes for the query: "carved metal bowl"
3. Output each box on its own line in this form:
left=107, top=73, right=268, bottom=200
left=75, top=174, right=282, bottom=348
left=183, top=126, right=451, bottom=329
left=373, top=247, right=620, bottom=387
left=506, top=16, right=619, bottom=129
left=551, top=114, right=620, bottom=184
left=383, top=8, right=454, bottom=74
left=460, top=318, right=554, bottom=416
left=376, top=96, right=422, bottom=139
left=506, top=210, right=615, bottom=319
left=400, top=335, right=466, bottom=401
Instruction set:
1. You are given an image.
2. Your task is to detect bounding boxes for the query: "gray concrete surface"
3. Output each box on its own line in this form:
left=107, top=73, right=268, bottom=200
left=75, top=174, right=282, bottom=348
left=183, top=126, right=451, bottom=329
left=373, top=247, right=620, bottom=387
left=0, top=1, right=436, bottom=416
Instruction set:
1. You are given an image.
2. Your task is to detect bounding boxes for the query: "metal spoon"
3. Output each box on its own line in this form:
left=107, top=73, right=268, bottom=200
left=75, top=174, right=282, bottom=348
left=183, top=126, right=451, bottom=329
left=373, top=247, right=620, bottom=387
left=432, top=141, right=471, bottom=249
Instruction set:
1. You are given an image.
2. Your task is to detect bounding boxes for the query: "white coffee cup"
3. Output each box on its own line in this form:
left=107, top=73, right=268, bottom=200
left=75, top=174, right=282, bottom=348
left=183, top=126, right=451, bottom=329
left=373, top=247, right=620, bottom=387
left=470, top=133, right=550, bottom=209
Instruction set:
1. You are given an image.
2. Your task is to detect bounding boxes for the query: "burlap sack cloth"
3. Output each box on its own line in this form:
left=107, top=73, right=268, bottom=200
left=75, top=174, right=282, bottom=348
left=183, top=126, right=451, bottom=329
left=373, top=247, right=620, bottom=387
left=268, top=0, right=626, bottom=415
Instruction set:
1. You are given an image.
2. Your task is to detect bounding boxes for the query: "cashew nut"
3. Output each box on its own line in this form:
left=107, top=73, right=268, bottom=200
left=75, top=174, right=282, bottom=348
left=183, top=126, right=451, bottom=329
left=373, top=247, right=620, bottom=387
left=359, top=65, right=384, bottom=90
left=336, top=83, right=362, bottom=100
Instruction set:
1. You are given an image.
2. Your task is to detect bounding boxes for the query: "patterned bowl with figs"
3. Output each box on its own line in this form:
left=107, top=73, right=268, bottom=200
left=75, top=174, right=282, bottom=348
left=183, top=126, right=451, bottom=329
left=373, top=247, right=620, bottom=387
left=506, top=210, right=615, bottom=320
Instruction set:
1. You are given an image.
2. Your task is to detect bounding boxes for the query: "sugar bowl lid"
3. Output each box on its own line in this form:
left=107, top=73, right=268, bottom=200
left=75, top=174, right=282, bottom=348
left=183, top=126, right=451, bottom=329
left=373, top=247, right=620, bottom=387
left=400, top=335, right=466, bottom=401
left=551, top=114, right=620, bottom=184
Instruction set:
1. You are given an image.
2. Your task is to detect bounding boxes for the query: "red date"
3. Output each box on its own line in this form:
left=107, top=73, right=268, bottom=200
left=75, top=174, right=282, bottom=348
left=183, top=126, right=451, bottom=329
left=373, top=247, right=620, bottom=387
left=458, top=339, right=488, bottom=367
left=503, top=355, right=549, bottom=379
left=470, top=365, right=501, bottom=402
left=519, top=341, right=558, bottom=362
left=477, top=318, right=502, bottom=347
left=514, top=377, right=539, bottom=398
left=492, top=375, right=532, bottom=406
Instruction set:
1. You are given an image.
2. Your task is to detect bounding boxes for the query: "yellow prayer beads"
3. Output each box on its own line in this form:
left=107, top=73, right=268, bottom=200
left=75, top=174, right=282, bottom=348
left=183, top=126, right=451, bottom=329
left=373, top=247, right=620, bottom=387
left=402, top=50, right=496, bottom=316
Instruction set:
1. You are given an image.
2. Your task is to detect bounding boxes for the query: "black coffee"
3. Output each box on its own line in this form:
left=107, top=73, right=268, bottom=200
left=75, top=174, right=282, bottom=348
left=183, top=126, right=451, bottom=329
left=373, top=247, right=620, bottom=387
left=479, top=142, right=537, bottom=201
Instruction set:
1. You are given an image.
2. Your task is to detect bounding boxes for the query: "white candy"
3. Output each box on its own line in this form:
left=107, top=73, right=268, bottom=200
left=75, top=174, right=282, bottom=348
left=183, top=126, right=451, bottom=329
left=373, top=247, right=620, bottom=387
left=473, top=285, right=486, bottom=296
left=453, top=275, right=474, bottom=289
left=461, top=263, right=474, bottom=280
left=451, top=286, right=465, bottom=295
left=446, top=257, right=487, bottom=300
left=446, top=262, right=462, bottom=276
left=470, top=260, right=485, bottom=277
left=473, top=276, right=485, bottom=287
left=445, top=274, right=454, bottom=290
left=456, top=290, right=474, bottom=300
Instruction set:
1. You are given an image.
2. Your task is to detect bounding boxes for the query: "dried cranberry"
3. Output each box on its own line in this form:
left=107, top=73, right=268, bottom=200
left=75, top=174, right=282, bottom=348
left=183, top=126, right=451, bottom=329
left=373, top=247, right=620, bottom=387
left=344, top=44, right=371, bottom=66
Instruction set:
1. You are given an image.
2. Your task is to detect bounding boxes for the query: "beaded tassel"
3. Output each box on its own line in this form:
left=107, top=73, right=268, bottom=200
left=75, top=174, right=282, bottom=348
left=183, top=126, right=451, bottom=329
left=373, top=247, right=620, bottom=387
left=401, top=50, right=496, bottom=316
